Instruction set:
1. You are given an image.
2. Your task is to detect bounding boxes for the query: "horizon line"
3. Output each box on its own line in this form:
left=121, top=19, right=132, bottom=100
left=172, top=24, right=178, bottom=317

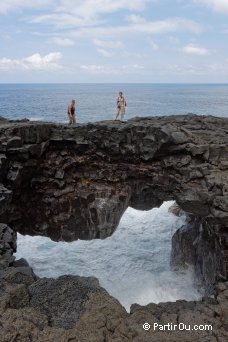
left=1, top=82, right=228, bottom=85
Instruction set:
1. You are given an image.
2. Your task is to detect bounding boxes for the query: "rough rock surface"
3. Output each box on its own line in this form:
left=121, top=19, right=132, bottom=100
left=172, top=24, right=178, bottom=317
left=0, top=115, right=227, bottom=285
left=168, top=202, right=185, bottom=217
left=0, top=267, right=228, bottom=341
left=0, top=224, right=16, bottom=270
left=0, top=114, right=228, bottom=341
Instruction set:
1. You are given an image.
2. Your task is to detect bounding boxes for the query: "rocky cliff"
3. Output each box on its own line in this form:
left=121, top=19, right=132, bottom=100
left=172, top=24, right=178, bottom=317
left=0, top=114, right=228, bottom=341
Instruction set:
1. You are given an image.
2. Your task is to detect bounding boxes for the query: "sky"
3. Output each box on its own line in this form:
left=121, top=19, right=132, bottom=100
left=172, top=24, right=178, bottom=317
left=0, top=0, right=228, bottom=83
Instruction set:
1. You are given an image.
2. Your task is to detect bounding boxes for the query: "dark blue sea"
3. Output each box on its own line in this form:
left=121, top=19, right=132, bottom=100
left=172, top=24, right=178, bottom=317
left=0, top=83, right=228, bottom=122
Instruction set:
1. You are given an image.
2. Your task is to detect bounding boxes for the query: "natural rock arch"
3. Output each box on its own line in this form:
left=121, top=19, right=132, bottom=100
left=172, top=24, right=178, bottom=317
left=0, top=114, right=227, bottom=289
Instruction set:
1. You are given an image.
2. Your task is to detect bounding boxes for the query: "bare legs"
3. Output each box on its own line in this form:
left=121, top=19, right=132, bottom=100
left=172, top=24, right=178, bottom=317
left=115, top=108, right=125, bottom=122
left=68, top=114, right=76, bottom=125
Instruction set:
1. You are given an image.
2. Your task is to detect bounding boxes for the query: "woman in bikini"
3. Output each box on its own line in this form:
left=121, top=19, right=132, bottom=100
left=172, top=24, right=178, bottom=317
left=67, top=99, right=76, bottom=125
left=115, top=91, right=126, bottom=122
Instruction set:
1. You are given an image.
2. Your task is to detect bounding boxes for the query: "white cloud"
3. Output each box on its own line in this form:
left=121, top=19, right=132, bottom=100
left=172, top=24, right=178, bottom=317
left=69, top=16, right=203, bottom=40
left=28, top=1, right=202, bottom=38
left=193, top=0, right=228, bottom=14
left=81, top=64, right=104, bottom=71
left=167, top=63, right=205, bottom=75
left=80, top=64, right=112, bottom=74
left=81, top=63, right=145, bottom=74
left=126, top=15, right=202, bottom=34
left=168, top=60, right=228, bottom=76
left=182, top=43, right=211, bottom=55
left=0, top=0, right=51, bottom=15
left=96, top=48, right=113, bottom=58
left=123, top=51, right=148, bottom=59
left=57, top=0, right=152, bottom=18
left=0, top=52, right=62, bottom=71
left=93, top=39, right=124, bottom=58
left=30, top=13, right=100, bottom=28
left=93, top=39, right=124, bottom=49
left=70, top=26, right=125, bottom=39
left=52, top=37, right=74, bottom=46
left=122, top=64, right=145, bottom=71
left=30, top=0, right=152, bottom=28
left=127, top=14, right=146, bottom=25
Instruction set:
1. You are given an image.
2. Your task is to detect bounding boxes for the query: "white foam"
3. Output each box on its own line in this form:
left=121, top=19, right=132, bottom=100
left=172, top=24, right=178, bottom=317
left=16, top=201, right=201, bottom=311
left=28, top=117, right=44, bottom=121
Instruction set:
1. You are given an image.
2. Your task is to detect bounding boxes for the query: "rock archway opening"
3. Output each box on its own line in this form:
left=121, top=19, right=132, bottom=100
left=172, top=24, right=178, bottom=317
left=15, top=200, right=202, bottom=312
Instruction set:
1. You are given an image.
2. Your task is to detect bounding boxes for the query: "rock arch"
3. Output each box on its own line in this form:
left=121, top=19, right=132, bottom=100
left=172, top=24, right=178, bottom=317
left=0, top=114, right=228, bottom=289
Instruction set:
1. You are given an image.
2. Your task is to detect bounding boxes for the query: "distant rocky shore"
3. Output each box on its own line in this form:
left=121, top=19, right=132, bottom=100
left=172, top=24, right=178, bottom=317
left=0, top=114, right=228, bottom=341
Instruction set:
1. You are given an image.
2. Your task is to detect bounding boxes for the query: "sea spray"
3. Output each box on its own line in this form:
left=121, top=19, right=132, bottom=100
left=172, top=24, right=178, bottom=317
left=16, top=201, right=201, bottom=311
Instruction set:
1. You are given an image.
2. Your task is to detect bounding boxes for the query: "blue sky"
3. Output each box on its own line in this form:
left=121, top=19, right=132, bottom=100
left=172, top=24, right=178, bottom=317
left=0, top=0, right=228, bottom=83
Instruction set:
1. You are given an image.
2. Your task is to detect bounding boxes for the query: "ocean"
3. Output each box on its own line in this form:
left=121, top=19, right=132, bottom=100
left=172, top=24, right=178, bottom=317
left=0, top=83, right=228, bottom=122
left=16, top=203, right=202, bottom=312
left=3, top=83, right=226, bottom=310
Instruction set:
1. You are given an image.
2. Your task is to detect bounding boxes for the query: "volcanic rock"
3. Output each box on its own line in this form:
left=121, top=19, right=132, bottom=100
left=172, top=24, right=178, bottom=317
left=0, top=114, right=228, bottom=341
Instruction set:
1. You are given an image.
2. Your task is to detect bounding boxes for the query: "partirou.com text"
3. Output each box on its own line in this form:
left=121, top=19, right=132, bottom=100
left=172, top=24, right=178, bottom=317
left=143, top=322, right=213, bottom=332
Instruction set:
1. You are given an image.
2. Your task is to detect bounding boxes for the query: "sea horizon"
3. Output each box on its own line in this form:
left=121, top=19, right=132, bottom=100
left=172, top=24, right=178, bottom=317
left=1, top=83, right=228, bottom=122
left=1, top=82, right=228, bottom=85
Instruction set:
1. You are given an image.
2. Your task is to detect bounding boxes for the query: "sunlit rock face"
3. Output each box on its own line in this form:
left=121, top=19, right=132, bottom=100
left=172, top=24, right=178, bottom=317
left=0, top=114, right=228, bottom=286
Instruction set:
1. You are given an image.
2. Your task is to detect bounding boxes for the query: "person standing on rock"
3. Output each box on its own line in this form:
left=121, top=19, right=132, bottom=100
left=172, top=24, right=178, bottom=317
left=67, top=99, right=76, bottom=125
left=115, top=91, right=126, bottom=122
